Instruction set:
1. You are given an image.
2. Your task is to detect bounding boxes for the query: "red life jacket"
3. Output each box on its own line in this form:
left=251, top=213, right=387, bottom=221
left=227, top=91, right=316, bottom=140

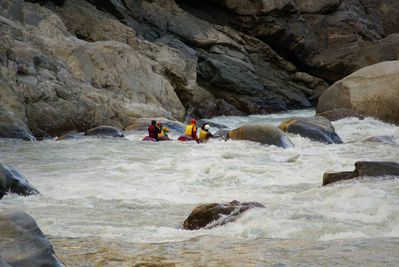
left=148, top=125, right=157, bottom=139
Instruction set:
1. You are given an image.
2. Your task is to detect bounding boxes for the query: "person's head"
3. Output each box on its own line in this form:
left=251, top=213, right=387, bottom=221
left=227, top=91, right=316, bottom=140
left=151, top=120, right=156, bottom=126
left=157, top=122, right=162, bottom=128
left=191, top=119, right=197, bottom=125
left=204, top=124, right=210, bottom=130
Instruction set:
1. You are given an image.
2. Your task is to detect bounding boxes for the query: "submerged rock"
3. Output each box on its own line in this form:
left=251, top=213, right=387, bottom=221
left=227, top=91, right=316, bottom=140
left=84, top=126, right=124, bottom=138
left=0, top=163, right=40, bottom=199
left=317, top=61, right=399, bottom=125
left=317, top=108, right=365, bottom=122
left=0, top=209, right=64, bottom=266
left=278, top=116, right=343, bottom=144
left=183, top=200, right=265, bottom=230
left=322, top=161, right=399, bottom=186
left=56, top=131, right=84, bottom=141
left=228, top=124, right=294, bottom=148
left=363, top=136, right=397, bottom=145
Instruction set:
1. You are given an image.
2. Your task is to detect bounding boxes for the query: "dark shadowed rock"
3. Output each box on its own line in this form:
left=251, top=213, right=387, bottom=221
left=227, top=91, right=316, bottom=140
left=317, top=108, right=365, bottom=122
left=323, top=161, right=399, bottom=186
left=0, top=163, right=40, bottom=199
left=0, top=209, right=64, bottom=266
left=183, top=200, right=265, bottom=230
left=228, top=124, right=294, bottom=148
left=278, top=116, right=343, bottom=144
left=84, top=126, right=124, bottom=138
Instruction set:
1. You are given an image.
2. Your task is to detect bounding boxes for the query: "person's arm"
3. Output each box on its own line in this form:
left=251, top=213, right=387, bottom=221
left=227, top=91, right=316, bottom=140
left=193, top=127, right=199, bottom=143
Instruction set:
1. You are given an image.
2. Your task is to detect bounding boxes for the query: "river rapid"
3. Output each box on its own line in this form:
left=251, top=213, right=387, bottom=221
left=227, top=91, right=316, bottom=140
left=1, top=110, right=399, bottom=266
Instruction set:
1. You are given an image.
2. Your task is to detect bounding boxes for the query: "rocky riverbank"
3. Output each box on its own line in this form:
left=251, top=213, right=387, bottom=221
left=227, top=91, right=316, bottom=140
left=1, top=0, right=399, bottom=140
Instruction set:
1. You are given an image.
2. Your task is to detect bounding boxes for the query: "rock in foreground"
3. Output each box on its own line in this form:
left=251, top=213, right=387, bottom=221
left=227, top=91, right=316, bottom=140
left=183, top=200, right=264, bottom=230
left=323, top=161, right=399, bottom=186
left=278, top=116, right=343, bottom=144
left=317, top=61, right=399, bottom=125
left=228, top=124, right=294, bottom=148
left=0, top=209, right=64, bottom=266
left=0, top=163, right=40, bottom=199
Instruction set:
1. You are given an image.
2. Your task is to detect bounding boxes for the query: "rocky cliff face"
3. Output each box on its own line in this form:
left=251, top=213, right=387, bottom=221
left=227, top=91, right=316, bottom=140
left=0, top=0, right=398, bottom=138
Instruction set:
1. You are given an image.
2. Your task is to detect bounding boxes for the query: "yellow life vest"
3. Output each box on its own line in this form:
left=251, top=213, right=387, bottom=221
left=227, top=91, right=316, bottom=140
left=159, top=127, right=169, bottom=138
left=159, top=128, right=165, bottom=138
left=185, top=124, right=196, bottom=136
left=199, top=129, right=208, bottom=142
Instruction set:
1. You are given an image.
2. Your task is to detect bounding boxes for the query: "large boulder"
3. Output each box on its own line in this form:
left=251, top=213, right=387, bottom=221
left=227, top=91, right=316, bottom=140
left=228, top=123, right=294, bottom=148
left=0, top=163, right=40, bottom=199
left=0, top=209, right=64, bottom=266
left=84, top=126, right=124, bottom=138
left=278, top=116, right=343, bottom=144
left=183, top=200, right=265, bottom=230
left=322, top=161, right=399, bottom=186
left=316, top=61, right=399, bottom=125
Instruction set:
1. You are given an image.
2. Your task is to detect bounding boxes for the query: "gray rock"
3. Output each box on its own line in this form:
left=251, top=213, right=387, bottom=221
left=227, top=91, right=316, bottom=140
left=0, top=209, right=63, bottom=266
left=278, top=116, right=343, bottom=144
left=125, top=118, right=186, bottom=134
left=316, top=61, right=399, bottom=125
left=0, top=163, right=40, bottom=199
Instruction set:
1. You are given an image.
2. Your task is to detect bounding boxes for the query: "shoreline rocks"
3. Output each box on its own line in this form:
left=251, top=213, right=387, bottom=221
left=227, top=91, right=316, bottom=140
left=322, top=161, right=399, bottom=186
left=183, top=200, right=265, bottom=230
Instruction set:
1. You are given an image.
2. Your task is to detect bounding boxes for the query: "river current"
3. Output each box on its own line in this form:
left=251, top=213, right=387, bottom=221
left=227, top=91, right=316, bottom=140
left=1, top=110, right=399, bottom=266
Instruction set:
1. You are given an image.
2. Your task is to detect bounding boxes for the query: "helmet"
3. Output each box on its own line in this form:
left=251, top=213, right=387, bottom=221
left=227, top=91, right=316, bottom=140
left=191, top=119, right=197, bottom=125
left=157, top=122, right=162, bottom=127
left=204, top=124, right=210, bottom=130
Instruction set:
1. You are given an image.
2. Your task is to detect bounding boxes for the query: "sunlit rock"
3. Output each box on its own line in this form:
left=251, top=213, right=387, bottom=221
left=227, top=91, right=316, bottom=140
left=228, top=123, right=294, bottom=148
left=183, top=200, right=265, bottom=230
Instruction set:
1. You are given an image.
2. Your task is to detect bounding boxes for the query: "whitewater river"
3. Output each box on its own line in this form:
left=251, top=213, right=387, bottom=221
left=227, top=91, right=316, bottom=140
left=1, top=110, right=399, bottom=266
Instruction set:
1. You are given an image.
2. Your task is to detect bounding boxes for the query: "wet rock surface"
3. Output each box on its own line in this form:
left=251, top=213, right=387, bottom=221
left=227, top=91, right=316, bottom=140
left=183, top=200, right=265, bottom=230
left=0, top=163, right=39, bottom=199
left=0, top=208, right=63, bottom=267
left=323, top=161, right=399, bottom=186
left=278, top=116, right=343, bottom=144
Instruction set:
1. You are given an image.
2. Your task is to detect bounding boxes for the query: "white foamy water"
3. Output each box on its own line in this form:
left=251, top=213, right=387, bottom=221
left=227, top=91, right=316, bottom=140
left=1, top=110, right=399, bottom=263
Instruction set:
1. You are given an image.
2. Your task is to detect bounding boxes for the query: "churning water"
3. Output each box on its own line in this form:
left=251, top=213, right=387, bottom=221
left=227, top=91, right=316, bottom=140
left=1, top=110, right=399, bottom=266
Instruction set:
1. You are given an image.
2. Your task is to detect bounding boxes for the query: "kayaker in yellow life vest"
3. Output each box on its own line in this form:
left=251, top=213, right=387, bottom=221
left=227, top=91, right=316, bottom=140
left=157, top=122, right=170, bottom=140
left=199, top=124, right=213, bottom=143
left=183, top=119, right=199, bottom=143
